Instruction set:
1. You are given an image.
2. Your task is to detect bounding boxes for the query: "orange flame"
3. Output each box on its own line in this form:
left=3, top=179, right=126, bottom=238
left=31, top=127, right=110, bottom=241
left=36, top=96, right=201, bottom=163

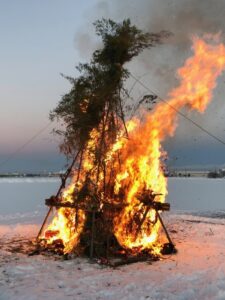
left=43, top=181, right=86, bottom=254
left=113, top=35, right=225, bottom=253
left=42, top=35, right=225, bottom=255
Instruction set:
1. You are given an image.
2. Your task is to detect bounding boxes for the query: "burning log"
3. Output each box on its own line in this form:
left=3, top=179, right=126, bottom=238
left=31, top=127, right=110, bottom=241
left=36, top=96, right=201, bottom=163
left=45, top=196, right=95, bottom=211
left=136, top=189, right=169, bottom=211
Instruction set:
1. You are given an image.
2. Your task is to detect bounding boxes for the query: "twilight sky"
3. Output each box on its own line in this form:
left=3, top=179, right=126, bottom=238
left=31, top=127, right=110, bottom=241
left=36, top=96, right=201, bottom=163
left=1, top=0, right=225, bottom=172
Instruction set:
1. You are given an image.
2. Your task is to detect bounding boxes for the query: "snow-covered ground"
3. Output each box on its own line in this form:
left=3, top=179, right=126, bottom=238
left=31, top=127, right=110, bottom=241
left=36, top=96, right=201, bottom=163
left=1, top=214, right=225, bottom=300
left=1, top=178, right=225, bottom=299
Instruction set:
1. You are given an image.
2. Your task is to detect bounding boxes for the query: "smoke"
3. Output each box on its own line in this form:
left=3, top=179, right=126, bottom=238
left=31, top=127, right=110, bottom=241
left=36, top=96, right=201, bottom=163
left=74, top=1, right=110, bottom=60
left=109, top=0, right=225, bottom=80
left=74, top=0, right=225, bottom=166
left=108, top=0, right=225, bottom=45
left=77, top=0, right=225, bottom=92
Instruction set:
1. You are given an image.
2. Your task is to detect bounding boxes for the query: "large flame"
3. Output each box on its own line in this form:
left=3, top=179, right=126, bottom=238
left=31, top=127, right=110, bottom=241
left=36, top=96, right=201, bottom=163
left=113, top=35, right=225, bottom=252
left=42, top=35, right=225, bottom=254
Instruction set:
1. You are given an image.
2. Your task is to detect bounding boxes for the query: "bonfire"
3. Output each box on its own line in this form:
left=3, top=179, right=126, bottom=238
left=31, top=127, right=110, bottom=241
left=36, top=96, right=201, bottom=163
left=36, top=20, right=225, bottom=264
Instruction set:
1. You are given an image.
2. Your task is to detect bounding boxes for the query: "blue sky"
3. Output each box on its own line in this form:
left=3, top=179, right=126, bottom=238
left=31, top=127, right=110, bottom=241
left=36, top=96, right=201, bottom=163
left=0, top=0, right=100, bottom=172
left=1, top=0, right=225, bottom=172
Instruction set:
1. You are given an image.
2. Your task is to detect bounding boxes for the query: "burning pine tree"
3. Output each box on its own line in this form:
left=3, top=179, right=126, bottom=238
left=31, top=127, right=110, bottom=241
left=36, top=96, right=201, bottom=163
left=38, top=20, right=225, bottom=261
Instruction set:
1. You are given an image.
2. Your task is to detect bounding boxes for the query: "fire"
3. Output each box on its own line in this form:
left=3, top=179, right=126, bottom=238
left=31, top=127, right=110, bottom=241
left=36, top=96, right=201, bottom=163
left=113, top=34, right=225, bottom=253
left=43, top=181, right=86, bottom=254
left=41, top=35, right=225, bottom=255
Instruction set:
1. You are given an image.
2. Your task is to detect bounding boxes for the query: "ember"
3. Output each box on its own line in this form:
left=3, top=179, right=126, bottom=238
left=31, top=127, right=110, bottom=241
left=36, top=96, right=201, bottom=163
left=37, top=21, right=225, bottom=264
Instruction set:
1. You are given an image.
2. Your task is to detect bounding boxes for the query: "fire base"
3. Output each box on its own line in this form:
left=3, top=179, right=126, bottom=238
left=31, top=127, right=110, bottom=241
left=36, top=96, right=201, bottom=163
left=35, top=199, right=176, bottom=265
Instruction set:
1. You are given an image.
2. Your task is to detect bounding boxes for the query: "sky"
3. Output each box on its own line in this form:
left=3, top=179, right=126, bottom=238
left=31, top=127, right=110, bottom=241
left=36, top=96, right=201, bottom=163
left=1, top=0, right=225, bottom=172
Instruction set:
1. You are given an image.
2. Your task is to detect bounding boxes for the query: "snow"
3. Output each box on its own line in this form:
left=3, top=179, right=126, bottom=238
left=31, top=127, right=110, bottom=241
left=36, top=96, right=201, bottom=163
left=1, top=214, right=225, bottom=300
left=167, top=177, right=225, bottom=211
left=1, top=177, right=225, bottom=299
left=0, top=178, right=60, bottom=184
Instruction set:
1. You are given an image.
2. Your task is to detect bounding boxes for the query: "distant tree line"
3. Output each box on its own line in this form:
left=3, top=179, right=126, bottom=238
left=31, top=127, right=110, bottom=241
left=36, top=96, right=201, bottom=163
left=208, top=169, right=225, bottom=178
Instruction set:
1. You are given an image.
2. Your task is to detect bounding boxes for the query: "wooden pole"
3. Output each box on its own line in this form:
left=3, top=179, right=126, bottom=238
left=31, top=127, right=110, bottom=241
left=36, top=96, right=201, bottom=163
left=89, top=210, right=96, bottom=259
left=156, top=210, right=174, bottom=246
left=135, top=206, right=151, bottom=239
left=36, top=149, right=81, bottom=240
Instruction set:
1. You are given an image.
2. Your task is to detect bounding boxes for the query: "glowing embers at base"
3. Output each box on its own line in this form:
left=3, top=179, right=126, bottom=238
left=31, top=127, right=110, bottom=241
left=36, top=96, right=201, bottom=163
left=43, top=207, right=86, bottom=254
